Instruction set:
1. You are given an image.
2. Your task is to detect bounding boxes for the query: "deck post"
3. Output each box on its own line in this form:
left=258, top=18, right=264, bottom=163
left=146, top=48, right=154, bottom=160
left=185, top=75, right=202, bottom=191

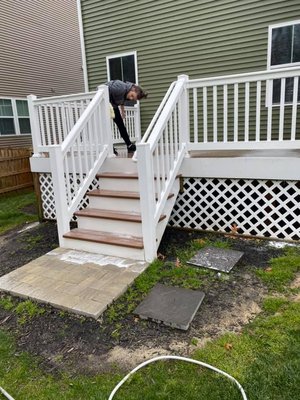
left=136, top=143, right=157, bottom=262
left=27, top=94, right=41, bottom=156
left=98, top=85, right=114, bottom=157
left=177, top=74, right=190, bottom=153
left=49, top=145, right=70, bottom=245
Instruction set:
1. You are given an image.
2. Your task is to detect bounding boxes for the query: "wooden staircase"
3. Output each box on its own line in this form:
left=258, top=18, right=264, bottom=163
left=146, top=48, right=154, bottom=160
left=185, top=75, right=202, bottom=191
left=62, top=158, right=180, bottom=261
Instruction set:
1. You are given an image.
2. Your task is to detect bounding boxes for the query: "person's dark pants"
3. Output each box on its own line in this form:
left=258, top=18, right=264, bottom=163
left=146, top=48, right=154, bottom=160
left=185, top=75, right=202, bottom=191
left=113, top=106, right=131, bottom=147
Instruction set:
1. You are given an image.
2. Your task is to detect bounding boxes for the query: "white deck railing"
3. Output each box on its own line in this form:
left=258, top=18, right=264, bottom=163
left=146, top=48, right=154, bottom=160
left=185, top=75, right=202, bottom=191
left=136, top=75, right=189, bottom=261
left=186, top=67, right=300, bottom=151
left=47, top=86, right=113, bottom=243
left=137, top=68, right=300, bottom=260
left=28, top=92, right=140, bottom=154
left=28, top=92, right=95, bottom=154
left=111, top=104, right=141, bottom=143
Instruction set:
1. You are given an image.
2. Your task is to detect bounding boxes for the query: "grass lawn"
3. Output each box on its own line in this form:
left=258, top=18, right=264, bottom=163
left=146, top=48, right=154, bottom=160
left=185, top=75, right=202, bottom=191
left=0, top=248, right=299, bottom=399
left=0, top=191, right=38, bottom=234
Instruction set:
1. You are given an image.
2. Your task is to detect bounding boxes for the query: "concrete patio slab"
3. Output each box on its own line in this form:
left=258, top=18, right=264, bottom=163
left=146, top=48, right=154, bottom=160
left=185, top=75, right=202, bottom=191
left=187, top=247, right=244, bottom=273
left=134, top=283, right=205, bottom=331
left=0, top=248, right=148, bottom=319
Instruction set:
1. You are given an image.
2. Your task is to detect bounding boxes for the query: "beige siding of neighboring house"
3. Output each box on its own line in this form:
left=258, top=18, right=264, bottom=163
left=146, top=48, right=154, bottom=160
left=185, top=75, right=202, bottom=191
left=0, top=0, right=85, bottom=147
left=81, top=0, right=300, bottom=133
left=0, top=0, right=84, bottom=98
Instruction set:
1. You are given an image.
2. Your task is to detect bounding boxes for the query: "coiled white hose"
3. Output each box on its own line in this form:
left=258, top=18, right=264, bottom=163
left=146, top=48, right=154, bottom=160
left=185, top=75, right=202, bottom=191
left=0, top=386, right=15, bottom=400
left=0, top=355, right=248, bottom=400
left=108, top=355, right=248, bottom=400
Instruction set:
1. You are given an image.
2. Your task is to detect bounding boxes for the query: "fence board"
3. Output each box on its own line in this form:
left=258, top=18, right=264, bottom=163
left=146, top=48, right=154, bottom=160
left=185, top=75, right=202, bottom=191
left=0, top=147, right=33, bottom=196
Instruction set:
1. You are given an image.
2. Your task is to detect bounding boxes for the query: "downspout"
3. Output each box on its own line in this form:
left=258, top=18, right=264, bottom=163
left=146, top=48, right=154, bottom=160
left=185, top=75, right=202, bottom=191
left=76, top=0, right=89, bottom=92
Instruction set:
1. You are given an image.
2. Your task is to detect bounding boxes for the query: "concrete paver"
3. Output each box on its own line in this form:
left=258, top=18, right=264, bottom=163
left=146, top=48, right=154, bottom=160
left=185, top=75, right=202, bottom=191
left=0, top=248, right=148, bottom=319
left=134, top=283, right=205, bottom=331
left=187, top=247, right=244, bottom=273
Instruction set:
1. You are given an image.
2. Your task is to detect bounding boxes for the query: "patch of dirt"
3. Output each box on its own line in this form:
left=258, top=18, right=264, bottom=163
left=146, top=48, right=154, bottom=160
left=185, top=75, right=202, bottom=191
left=0, top=221, right=58, bottom=277
left=0, top=223, right=286, bottom=375
left=290, top=273, right=300, bottom=302
left=290, top=272, right=300, bottom=289
left=21, top=203, right=38, bottom=215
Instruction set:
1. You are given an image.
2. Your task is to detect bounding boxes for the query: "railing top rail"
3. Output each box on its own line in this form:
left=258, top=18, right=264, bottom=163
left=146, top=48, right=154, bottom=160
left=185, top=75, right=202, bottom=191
left=60, top=88, right=105, bottom=154
left=33, top=91, right=96, bottom=105
left=147, top=79, right=185, bottom=151
left=186, top=67, right=300, bottom=88
left=141, top=81, right=176, bottom=144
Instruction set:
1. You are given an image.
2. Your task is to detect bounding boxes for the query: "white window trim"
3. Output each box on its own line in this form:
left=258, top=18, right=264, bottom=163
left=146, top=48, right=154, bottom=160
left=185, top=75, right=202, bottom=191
left=106, top=51, right=139, bottom=84
left=266, top=20, right=300, bottom=107
left=267, top=19, right=300, bottom=70
left=0, top=97, right=30, bottom=136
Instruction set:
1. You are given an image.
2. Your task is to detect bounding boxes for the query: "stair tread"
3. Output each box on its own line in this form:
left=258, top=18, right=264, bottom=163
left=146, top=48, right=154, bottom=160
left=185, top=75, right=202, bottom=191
left=74, top=208, right=166, bottom=222
left=88, top=189, right=140, bottom=199
left=63, top=228, right=144, bottom=249
left=75, top=208, right=142, bottom=221
left=97, top=172, right=181, bottom=180
left=88, top=189, right=175, bottom=201
left=97, top=172, right=138, bottom=179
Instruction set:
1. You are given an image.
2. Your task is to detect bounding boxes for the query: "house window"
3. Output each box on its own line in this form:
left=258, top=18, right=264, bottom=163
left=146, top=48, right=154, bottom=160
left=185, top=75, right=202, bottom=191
left=268, top=21, right=300, bottom=104
left=0, top=99, right=15, bottom=135
left=16, top=100, right=31, bottom=134
left=106, top=52, right=138, bottom=84
left=0, top=98, right=31, bottom=135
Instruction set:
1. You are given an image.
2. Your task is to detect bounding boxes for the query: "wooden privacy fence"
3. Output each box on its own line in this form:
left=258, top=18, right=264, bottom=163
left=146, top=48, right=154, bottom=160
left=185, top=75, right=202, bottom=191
left=0, top=147, right=34, bottom=196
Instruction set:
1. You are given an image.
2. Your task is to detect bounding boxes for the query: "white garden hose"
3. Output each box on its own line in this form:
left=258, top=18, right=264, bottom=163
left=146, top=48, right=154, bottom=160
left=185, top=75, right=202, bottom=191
left=0, top=355, right=248, bottom=400
left=108, top=355, right=248, bottom=400
left=0, top=386, right=15, bottom=400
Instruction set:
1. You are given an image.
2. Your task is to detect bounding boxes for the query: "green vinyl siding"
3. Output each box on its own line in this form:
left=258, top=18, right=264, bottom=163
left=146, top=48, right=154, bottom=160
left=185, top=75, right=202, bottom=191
left=81, top=0, right=300, bottom=134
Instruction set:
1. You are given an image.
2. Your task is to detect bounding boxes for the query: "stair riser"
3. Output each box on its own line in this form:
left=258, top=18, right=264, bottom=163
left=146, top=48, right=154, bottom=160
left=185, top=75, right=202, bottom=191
left=77, top=216, right=143, bottom=236
left=99, top=178, right=139, bottom=191
left=62, top=237, right=145, bottom=260
left=100, top=158, right=138, bottom=173
left=88, top=196, right=141, bottom=212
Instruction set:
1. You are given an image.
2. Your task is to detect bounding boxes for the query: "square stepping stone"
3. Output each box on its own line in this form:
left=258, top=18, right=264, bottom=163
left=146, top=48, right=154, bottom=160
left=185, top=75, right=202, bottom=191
left=187, top=246, right=244, bottom=273
left=134, top=283, right=205, bottom=331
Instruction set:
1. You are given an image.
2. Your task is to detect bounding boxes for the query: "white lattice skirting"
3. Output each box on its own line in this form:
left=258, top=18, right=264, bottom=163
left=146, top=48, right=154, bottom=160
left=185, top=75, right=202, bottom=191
left=39, top=174, right=300, bottom=242
left=169, top=178, right=300, bottom=241
left=39, top=173, right=99, bottom=220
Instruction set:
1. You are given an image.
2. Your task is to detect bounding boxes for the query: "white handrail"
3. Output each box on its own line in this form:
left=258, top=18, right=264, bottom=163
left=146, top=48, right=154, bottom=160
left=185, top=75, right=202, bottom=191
left=186, top=67, right=300, bottom=87
left=141, top=81, right=176, bottom=143
left=33, top=91, right=96, bottom=105
left=186, top=67, right=300, bottom=151
left=147, top=81, right=185, bottom=151
left=61, top=89, right=105, bottom=154
left=28, top=91, right=96, bottom=152
left=49, top=85, right=113, bottom=244
left=137, top=75, right=188, bottom=261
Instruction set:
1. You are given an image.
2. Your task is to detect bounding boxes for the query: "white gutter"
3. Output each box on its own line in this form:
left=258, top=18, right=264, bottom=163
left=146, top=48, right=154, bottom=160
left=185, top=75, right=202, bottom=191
left=76, top=0, right=89, bottom=92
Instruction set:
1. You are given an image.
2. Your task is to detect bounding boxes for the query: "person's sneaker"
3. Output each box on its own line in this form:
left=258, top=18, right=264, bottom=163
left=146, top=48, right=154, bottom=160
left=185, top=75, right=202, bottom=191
left=127, top=143, right=136, bottom=153
left=113, top=147, right=119, bottom=156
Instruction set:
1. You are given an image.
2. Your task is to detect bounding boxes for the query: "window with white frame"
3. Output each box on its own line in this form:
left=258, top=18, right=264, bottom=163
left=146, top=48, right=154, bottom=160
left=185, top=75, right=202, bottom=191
left=268, top=21, right=300, bottom=104
left=0, top=98, right=31, bottom=135
left=106, top=52, right=138, bottom=84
